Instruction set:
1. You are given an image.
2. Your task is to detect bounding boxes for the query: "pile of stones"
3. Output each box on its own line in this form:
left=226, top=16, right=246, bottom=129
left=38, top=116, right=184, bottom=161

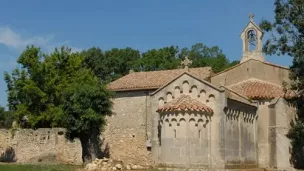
left=84, top=157, right=147, bottom=171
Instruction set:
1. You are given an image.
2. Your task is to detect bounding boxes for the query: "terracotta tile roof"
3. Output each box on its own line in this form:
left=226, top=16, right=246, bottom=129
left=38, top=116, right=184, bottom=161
left=107, top=67, right=212, bottom=91
left=220, top=86, right=257, bottom=106
left=228, top=78, right=284, bottom=99
left=157, top=95, right=213, bottom=113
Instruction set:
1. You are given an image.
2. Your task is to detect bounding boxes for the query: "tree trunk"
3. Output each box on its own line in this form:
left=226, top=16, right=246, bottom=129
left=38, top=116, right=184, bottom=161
left=79, top=130, right=100, bottom=164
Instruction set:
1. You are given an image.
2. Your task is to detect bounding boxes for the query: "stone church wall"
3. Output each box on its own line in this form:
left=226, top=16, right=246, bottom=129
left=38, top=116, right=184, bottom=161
left=150, top=73, right=227, bottom=168
left=159, top=112, right=211, bottom=167
left=0, top=128, right=82, bottom=165
left=256, top=100, right=272, bottom=168
left=103, top=90, right=153, bottom=166
left=225, top=99, right=258, bottom=169
left=211, top=60, right=290, bottom=87
left=269, top=98, right=296, bottom=169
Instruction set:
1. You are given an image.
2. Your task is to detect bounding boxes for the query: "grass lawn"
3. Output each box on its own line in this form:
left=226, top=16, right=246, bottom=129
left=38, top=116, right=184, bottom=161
left=0, top=164, right=81, bottom=171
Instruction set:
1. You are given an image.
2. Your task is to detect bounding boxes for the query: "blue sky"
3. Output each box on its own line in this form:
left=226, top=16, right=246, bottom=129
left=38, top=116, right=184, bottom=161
left=0, top=0, right=292, bottom=107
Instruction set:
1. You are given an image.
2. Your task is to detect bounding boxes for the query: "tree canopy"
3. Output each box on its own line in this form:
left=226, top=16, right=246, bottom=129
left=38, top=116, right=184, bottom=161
left=260, top=0, right=304, bottom=168
left=4, top=46, right=112, bottom=163
left=82, top=43, right=239, bottom=83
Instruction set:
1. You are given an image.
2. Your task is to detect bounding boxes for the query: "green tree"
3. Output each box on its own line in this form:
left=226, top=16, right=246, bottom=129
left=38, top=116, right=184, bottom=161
left=0, top=107, right=13, bottom=129
left=135, top=46, right=180, bottom=71
left=82, top=44, right=237, bottom=81
left=180, top=43, right=239, bottom=73
left=62, top=69, right=112, bottom=162
left=260, top=0, right=304, bottom=168
left=82, top=47, right=140, bottom=83
left=4, top=46, right=112, bottom=163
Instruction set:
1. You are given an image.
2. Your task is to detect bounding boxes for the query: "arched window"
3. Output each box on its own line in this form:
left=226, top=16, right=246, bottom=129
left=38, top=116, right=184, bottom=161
left=191, top=85, right=198, bottom=98
left=199, top=90, right=206, bottom=102
left=174, top=86, right=181, bottom=98
left=166, top=92, right=173, bottom=102
left=247, top=29, right=257, bottom=51
left=182, top=81, right=189, bottom=95
left=158, top=98, right=164, bottom=108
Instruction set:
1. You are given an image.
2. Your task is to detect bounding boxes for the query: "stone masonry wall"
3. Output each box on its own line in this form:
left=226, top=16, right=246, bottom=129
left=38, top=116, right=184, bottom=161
left=0, top=128, right=82, bottom=165
left=269, top=98, right=296, bottom=169
left=225, top=99, right=258, bottom=169
left=211, top=59, right=290, bottom=87
left=103, top=90, right=153, bottom=166
left=150, top=73, right=227, bottom=168
left=0, top=90, right=155, bottom=166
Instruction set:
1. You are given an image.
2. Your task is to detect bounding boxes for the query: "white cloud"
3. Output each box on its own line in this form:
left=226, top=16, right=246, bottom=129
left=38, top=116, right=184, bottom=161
left=0, top=26, right=54, bottom=50
left=0, top=26, right=82, bottom=53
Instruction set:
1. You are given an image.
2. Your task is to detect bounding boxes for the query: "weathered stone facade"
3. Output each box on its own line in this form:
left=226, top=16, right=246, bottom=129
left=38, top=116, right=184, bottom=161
left=0, top=13, right=298, bottom=170
left=147, top=73, right=259, bottom=168
left=0, top=128, right=82, bottom=165
left=105, top=14, right=296, bottom=169
left=102, top=90, right=153, bottom=165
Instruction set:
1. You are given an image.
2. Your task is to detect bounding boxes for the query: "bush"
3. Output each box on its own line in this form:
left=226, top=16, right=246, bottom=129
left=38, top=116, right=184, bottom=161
left=0, top=110, right=14, bottom=129
left=0, top=147, right=16, bottom=162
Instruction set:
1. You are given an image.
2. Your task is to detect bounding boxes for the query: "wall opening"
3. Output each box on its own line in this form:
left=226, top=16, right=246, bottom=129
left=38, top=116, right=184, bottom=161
left=198, top=130, right=201, bottom=139
left=247, top=29, right=257, bottom=51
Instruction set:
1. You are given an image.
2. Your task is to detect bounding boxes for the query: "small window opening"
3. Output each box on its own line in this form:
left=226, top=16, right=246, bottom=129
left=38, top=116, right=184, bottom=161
left=174, top=129, right=177, bottom=138
left=198, top=130, right=201, bottom=139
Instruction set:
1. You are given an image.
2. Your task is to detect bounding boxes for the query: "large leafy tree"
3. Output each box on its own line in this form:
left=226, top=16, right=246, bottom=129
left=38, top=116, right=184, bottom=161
left=260, top=0, right=304, bottom=168
left=179, top=43, right=239, bottom=73
left=82, top=47, right=140, bottom=83
left=83, top=44, right=238, bottom=79
left=135, top=46, right=180, bottom=71
left=4, top=46, right=112, bottom=163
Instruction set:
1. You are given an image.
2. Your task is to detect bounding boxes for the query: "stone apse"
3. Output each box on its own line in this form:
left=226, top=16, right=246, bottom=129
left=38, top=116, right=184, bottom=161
left=150, top=73, right=258, bottom=168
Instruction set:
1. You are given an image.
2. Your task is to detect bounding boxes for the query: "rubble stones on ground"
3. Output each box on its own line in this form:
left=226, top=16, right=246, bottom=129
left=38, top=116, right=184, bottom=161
left=85, top=163, right=98, bottom=171
left=84, top=157, right=147, bottom=171
left=115, top=164, right=122, bottom=170
left=126, top=165, right=131, bottom=170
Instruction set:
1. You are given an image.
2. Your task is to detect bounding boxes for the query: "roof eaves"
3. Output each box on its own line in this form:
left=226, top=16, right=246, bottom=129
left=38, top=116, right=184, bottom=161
left=221, top=86, right=258, bottom=107
left=107, top=86, right=159, bottom=92
left=241, top=21, right=263, bottom=34
left=150, top=71, right=224, bottom=96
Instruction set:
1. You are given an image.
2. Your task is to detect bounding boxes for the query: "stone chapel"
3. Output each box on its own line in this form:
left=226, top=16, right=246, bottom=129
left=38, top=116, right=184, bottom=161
left=105, top=14, right=296, bottom=169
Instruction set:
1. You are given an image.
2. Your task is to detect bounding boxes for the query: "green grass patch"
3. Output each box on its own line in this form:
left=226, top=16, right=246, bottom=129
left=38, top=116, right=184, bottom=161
left=0, top=164, right=81, bottom=171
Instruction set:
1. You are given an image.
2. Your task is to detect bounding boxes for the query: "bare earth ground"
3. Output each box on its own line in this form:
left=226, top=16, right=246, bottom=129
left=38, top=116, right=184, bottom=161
left=0, top=164, right=81, bottom=171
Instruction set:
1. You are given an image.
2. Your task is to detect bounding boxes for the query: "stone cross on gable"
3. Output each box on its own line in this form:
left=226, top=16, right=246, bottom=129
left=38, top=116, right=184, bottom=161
left=249, top=13, right=254, bottom=21
left=181, top=56, right=192, bottom=70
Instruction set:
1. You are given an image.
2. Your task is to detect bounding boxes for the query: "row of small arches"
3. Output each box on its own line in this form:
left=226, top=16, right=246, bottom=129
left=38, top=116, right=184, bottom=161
left=161, top=118, right=209, bottom=127
left=158, top=81, right=215, bottom=107
left=225, top=108, right=256, bottom=123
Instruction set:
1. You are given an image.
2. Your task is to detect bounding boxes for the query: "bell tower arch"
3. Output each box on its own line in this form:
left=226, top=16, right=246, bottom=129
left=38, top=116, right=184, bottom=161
left=240, top=13, right=265, bottom=63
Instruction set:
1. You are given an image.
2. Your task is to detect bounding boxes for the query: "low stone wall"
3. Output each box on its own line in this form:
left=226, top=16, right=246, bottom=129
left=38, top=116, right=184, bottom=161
left=0, top=128, right=82, bottom=165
